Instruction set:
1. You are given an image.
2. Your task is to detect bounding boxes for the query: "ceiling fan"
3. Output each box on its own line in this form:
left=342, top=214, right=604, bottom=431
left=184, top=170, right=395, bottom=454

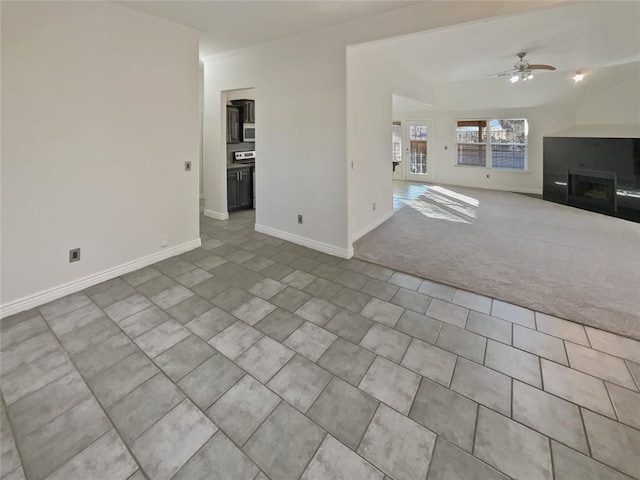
left=490, top=52, right=556, bottom=83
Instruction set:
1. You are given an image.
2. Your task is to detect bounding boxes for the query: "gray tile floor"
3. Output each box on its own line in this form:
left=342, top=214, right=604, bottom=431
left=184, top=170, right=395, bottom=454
left=2, top=209, right=640, bottom=480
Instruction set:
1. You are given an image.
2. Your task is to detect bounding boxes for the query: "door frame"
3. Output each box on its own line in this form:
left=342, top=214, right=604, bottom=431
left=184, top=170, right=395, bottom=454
left=402, top=119, right=432, bottom=182
left=392, top=122, right=406, bottom=181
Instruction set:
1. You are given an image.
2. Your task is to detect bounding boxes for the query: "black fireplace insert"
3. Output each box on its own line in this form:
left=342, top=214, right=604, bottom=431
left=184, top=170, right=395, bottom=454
left=567, top=169, right=616, bottom=213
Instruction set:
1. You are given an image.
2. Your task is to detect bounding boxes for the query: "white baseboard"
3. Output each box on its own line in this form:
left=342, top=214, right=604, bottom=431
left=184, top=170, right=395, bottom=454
left=255, top=224, right=353, bottom=259
left=452, top=183, right=542, bottom=195
left=351, top=210, right=394, bottom=243
left=204, top=209, right=229, bottom=220
left=485, top=185, right=543, bottom=195
left=0, top=238, right=201, bottom=319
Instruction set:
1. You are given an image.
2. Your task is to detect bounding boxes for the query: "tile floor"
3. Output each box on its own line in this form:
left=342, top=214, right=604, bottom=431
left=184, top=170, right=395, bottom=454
left=1, top=209, right=640, bottom=480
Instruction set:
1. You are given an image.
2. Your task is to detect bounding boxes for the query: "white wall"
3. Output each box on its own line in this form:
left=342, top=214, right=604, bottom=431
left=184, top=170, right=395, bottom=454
left=1, top=2, right=200, bottom=310
left=574, top=74, right=640, bottom=137
left=202, top=32, right=350, bottom=254
left=547, top=65, right=640, bottom=138
left=347, top=50, right=435, bottom=242
left=202, top=1, right=554, bottom=255
left=202, top=26, right=359, bottom=251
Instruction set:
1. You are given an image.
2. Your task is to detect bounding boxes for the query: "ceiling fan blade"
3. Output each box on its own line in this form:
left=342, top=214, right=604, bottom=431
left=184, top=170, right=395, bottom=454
left=528, top=64, right=556, bottom=71
left=487, top=68, right=515, bottom=77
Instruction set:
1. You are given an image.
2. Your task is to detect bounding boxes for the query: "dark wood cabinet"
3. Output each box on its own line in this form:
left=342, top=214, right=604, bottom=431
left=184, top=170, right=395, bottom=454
left=227, top=167, right=253, bottom=211
left=230, top=100, right=255, bottom=124
left=226, top=106, right=241, bottom=144
left=227, top=170, right=238, bottom=209
left=237, top=168, right=252, bottom=209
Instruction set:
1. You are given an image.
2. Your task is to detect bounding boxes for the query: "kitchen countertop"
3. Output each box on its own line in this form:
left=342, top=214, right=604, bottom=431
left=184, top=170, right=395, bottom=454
left=227, top=162, right=255, bottom=170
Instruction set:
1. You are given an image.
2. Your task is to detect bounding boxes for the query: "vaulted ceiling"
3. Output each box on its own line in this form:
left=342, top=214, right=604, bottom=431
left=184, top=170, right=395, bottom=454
left=376, top=1, right=640, bottom=110
left=372, top=1, right=640, bottom=85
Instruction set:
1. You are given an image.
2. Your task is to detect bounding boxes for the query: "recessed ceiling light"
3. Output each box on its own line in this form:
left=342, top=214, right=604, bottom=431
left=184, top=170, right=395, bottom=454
left=573, top=72, right=585, bottom=82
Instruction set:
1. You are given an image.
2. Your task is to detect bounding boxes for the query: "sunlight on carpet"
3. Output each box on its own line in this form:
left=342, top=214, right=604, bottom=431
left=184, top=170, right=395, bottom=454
left=405, top=186, right=479, bottom=224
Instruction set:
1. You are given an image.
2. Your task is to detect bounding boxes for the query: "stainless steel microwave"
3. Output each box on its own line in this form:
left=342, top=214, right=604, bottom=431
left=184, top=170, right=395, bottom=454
left=243, top=123, right=255, bottom=142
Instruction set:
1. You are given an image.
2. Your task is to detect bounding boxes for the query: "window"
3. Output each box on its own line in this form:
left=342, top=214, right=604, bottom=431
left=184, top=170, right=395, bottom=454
left=456, top=119, right=528, bottom=170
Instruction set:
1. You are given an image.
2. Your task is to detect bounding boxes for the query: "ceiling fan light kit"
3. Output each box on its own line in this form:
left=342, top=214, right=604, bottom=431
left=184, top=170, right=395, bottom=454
left=510, top=72, right=535, bottom=83
left=491, top=52, right=557, bottom=84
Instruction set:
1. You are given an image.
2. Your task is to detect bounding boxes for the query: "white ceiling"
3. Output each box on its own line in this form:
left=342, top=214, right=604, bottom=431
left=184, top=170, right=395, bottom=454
left=371, top=1, right=640, bottom=84
left=117, top=0, right=639, bottom=111
left=392, top=94, right=433, bottom=115
left=376, top=1, right=640, bottom=111
left=116, top=0, right=419, bottom=57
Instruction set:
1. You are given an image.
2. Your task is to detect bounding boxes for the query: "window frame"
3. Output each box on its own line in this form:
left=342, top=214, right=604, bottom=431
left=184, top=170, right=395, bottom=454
left=455, top=118, right=528, bottom=171
left=392, top=123, right=402, bottom=164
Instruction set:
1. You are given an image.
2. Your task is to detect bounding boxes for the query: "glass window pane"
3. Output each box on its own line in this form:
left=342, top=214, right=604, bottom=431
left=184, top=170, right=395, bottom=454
left=457, top=120, right=486, bottom=166
left=409, top=125, right=427, bottom=141
left=490, top=119, right=527, bottom=170
left=409, top=125, right=427, bottom=174
left=457, top=144, right=487, bottom=167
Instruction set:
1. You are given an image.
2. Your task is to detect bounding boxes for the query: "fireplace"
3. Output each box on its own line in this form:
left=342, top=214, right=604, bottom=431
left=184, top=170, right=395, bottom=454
left=543, top=137, right=639, bottom=223
left=567, top=169, right=616, bottom=213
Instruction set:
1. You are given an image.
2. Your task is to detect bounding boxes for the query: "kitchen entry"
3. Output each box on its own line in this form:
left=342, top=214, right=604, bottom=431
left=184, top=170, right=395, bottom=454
left=224, top=88, right=257, bottom=215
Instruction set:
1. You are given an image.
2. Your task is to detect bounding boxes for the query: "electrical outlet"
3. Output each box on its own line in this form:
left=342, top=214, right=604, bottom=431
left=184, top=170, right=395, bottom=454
left=373, top=202, right=376, bottom=211
left=160, top=236, right=169, bottom=247
left=185, top=161, right=192, bottom=172
left=69, top=248, right=81, bottom=263
left=297, top=214, right=303, bottom=224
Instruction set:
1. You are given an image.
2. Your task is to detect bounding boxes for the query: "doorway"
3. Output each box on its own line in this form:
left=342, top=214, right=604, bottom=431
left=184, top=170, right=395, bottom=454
left=391, top=119, right=432, bottom=212
left=391, top=120, right=432, bottom=180
left=404, top=120, right=431, bottom=180
left=222, top=88, right=256, bottom=220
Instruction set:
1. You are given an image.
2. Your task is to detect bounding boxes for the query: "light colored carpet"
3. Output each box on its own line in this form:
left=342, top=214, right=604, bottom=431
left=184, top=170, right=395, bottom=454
left=355, top=184, right=640, bottom=340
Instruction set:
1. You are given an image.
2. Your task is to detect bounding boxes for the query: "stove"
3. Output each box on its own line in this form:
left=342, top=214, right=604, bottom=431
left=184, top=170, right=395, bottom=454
left=234, top=150, right=255, bottom=164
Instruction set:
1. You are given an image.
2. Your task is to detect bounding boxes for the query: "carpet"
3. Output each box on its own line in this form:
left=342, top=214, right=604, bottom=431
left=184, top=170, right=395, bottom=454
left=354, top=184, right=640, bottom=340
